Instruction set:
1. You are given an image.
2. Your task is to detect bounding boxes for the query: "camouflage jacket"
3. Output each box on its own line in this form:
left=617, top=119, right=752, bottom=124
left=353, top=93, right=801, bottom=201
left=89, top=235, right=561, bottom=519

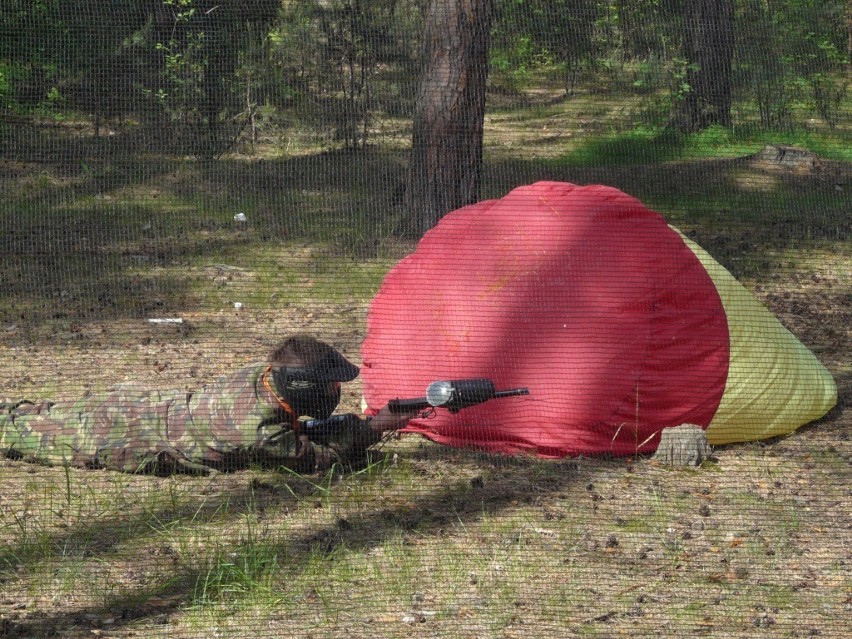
left=0, top=363, right=376, bottom=474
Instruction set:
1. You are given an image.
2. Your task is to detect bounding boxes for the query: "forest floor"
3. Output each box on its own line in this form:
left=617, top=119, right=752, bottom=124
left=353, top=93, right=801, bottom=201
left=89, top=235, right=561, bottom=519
left=0, top=100, right=849, bottom=638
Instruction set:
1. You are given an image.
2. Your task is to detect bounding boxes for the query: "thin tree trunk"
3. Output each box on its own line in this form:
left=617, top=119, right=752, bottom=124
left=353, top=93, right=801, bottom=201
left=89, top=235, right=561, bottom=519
left=405, top=0, right=494, bottom=236
left=676, top=0, right=734, bottom=131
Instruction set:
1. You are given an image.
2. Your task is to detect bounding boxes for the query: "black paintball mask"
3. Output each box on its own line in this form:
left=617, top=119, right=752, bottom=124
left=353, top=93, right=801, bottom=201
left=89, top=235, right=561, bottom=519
left=271, top=349, right=360, bottom=420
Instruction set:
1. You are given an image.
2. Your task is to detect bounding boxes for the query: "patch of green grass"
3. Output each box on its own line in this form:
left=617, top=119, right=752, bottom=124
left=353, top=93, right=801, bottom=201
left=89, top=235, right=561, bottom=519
left=687, top=125, right=851, bottom=162
left=191, top=535, right=284, bottom=607
left=549, top=126, right=684, bottom=166
left=613, top=517, right=656, bottom=534
left=549, top=125, right=852, bottom=168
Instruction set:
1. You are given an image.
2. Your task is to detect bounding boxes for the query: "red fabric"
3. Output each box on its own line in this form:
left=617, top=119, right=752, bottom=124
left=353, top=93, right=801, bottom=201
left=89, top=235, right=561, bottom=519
left=362, top=182, right=729, bottom=457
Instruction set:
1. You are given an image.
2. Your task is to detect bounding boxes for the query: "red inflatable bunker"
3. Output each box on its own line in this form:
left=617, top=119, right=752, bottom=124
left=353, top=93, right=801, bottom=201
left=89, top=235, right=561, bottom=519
left=361, top=182, right=836, bottom=457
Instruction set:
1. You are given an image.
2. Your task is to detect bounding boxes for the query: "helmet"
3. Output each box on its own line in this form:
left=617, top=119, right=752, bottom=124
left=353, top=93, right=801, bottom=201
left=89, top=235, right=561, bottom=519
left=270, top=336, right=360, bottom=419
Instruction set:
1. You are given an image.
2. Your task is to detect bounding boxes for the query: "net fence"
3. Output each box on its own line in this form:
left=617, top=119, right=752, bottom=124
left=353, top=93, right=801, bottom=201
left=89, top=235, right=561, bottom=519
left=0, top=1, right=849, bottom=637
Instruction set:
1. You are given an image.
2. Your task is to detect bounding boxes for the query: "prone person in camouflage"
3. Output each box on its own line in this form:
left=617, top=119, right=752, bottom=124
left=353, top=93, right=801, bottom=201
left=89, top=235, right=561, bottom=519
left=0, top=334, right=413, bottom=475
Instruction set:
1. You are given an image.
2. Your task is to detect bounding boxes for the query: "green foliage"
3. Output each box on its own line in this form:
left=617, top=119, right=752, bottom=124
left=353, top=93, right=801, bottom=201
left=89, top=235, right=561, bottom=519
left=0, top=68, right=8, bottom=102
left=3, top=0, right=850, bottom=208
left=0, top=1, right=279, bottom=152
left=736, top=1, right=795, bottom=130
left=785, top=0, right=848, bottom=128
left=0, top=1, right=134, bottom=113
left=1, top=0, right=846, bottom=139
left=609, top=0, right=684, bottom=60
left=735, top=0, right=848, bottom=130
left=492, top=1, right=845, bottom=132
left=629, top=56, right=702, bottom=127
left=152, top=18, right=207, bottom=130
left=0, top=61, right=20, bottom=107
left=492, top=0, right=606, bottom=94
left=133, top=1, right=281, bottom=154
left=269, top=0, right=420, bottom=149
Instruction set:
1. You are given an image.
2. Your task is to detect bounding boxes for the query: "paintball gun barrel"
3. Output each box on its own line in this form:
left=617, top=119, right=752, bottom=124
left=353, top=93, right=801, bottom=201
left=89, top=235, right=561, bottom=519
left=294, top=380, right=529, bottom=456
left=387, top=378, right=529, bottom=415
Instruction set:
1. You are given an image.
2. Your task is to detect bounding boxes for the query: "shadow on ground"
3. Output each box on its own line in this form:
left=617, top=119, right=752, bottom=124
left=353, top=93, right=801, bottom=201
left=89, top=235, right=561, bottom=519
left=0, top=449, right=592, bottom=638
left=3, top=135, right=848, bottom=334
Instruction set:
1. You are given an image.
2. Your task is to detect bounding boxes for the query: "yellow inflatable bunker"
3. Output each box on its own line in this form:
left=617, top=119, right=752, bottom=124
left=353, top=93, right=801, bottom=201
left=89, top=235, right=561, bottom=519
left=680, top=233, right=837, bottom=445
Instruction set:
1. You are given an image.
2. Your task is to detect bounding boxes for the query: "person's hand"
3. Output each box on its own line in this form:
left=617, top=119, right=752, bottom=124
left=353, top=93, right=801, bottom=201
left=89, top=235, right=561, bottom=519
left=369, top=405, right=420, bottom=433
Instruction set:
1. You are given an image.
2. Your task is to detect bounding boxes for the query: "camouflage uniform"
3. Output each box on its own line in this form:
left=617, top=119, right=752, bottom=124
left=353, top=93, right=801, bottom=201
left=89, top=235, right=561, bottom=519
left=0, top=363, right=375, bottom=474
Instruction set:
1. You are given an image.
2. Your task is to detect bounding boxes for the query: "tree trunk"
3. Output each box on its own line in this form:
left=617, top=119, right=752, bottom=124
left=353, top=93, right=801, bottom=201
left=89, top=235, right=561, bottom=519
left=676, top=0, right=734, bottom=131
left=405, top=0, right=494, bottom=236
left=652, top=424, right=713, bottom=467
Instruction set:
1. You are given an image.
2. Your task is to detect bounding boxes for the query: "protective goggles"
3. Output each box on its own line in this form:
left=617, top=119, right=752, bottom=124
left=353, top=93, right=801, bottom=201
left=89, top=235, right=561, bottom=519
left=271, top=351, right=359, bottom=394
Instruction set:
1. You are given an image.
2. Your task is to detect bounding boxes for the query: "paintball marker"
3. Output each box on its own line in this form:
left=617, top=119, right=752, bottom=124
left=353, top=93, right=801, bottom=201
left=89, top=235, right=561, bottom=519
left=300, top=413, right=369, bottom=448
left=387, top=378, right=529, bottom=415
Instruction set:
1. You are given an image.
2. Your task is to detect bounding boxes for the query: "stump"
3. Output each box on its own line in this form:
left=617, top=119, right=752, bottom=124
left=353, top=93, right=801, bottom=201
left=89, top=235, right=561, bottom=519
left=653, top=424, right=713, bottom=467
left=749, top=145, right=821, bottom=174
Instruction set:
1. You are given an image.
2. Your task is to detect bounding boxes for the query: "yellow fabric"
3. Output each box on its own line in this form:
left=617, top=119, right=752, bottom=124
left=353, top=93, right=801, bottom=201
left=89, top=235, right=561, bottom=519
left=676, top=231, right=837, bottom=445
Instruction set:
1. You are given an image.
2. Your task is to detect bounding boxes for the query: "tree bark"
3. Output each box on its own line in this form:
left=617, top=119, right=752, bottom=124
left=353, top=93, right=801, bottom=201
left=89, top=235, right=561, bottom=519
left=406, top=0, right=494, bottom=236
left=652, top=424, right=713, bottom=467
left=676, top=0, right=734, bottom=131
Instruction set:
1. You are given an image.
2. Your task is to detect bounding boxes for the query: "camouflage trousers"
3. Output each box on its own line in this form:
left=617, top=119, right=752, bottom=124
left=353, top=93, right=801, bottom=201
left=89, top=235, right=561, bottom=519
left=0, top=363, right=378, bottom=475
left=0, top=396, right=332, bottom=475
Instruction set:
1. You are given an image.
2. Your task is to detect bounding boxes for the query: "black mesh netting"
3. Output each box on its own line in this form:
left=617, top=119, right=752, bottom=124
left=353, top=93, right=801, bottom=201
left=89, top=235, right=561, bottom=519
left=0, top=2, right=849, bottom=637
